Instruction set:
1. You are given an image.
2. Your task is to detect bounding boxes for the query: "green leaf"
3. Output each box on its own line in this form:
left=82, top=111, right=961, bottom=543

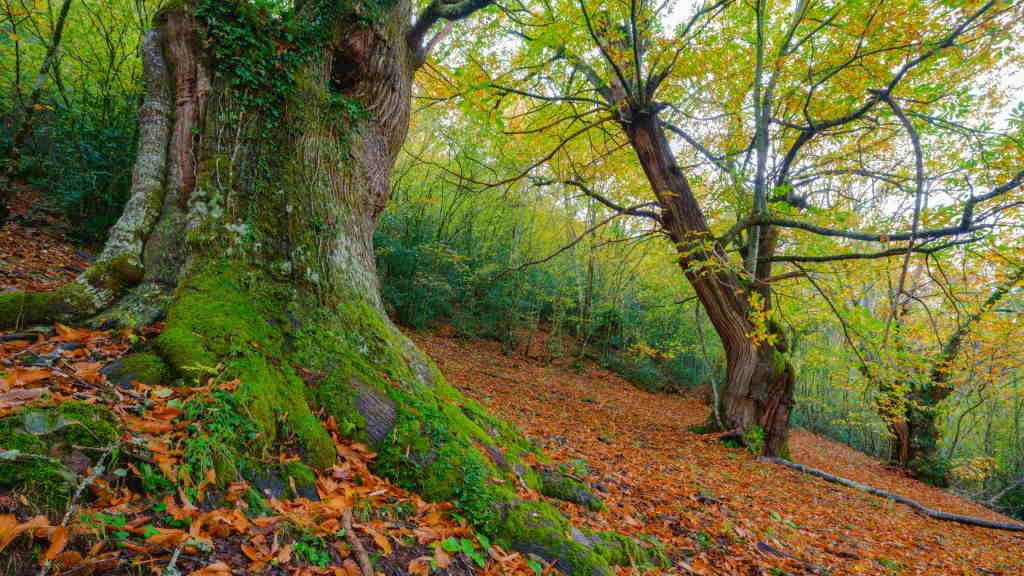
left=441, top=536, right=461, bottom=552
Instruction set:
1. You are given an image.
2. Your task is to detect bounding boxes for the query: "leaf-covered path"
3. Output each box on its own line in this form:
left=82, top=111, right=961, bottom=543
left=410, top=330, right=1024, bottom=575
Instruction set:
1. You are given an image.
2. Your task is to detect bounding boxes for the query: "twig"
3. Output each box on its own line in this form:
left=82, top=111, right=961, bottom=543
left=343, top=508, right=373, bottom=576
left=39, top=447, right=113, bottom=576
left=760, top=457, right=1024, bottom=532
left=161, top=543, right=185, bottom=576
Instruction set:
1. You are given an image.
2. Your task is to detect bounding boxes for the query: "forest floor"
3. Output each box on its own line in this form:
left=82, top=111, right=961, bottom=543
left=408, top=332, right=1024, bottom=576
left=2, top=193, right=1023, bottom=575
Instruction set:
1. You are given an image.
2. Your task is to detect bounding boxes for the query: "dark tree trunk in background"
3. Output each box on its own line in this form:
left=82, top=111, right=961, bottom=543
left=624, top=111, right=795, bottom=457
left=884, top=266, right=1023, bottom=484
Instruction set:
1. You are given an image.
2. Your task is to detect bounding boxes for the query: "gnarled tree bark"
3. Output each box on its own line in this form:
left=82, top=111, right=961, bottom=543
left=0, top=2, right=633, bottom=573
left=623, top=110, right=795, bottom=457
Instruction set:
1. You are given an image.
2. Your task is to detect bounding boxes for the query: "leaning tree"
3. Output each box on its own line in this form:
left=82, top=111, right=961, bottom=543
left=0, top=1, right=645, bottom=573
left=451, top=0, right=1024, bottom=457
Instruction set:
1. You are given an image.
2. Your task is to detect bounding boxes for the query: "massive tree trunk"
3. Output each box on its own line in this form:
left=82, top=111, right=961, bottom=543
left=0, top=2, right=635, bottom=573
left=624, top=110, right=795, bottom=457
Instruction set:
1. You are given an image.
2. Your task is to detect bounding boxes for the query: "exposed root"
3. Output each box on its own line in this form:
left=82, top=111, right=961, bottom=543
left=760, top=457, right=1024, bottom=532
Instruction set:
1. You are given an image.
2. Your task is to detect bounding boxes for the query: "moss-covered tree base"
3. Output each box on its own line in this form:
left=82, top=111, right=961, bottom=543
left=95, top=260, right=635, bottom=575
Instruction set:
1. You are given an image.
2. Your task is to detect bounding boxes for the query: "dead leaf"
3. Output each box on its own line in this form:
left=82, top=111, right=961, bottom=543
left=41, top=526, right=68, bottom=562
left=0, top=514, right=49, bottom=552
left=0, top=387, right=46, bottom=409
left=187, top=561, right=232, bottom=576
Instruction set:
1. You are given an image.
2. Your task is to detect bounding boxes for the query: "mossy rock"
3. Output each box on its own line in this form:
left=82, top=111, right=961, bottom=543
left=0, top=402, right=118, bottom=514
left=101, top=352, right=170, bottom=387
left=497, top=500, right=613, bottom=576
left=582, top=530, right=670, bottom=569
left=18, top=401, right=120, bottom=449
left=540, top=467, right=604, bottom=512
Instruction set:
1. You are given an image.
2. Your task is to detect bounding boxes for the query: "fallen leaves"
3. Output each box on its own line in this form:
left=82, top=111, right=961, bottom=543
left=411, top=329, right=1024, bottom=576
left=0, top=185, right=88, bottom=294
left=0, top=386, right=46, bottom=409
left=0, top=514, right=49, bottom=553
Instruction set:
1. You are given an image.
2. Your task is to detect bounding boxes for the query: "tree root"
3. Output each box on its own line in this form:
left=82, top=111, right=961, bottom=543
left=759, top=457, right=1024, bottom=532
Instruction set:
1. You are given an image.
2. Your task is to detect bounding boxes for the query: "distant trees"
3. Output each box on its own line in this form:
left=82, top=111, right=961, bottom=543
left=880, top=265, right=1023, bottom=483
left=1, top=0, right=73, bottom=219
left=439, top=0, right=1024, bottom=457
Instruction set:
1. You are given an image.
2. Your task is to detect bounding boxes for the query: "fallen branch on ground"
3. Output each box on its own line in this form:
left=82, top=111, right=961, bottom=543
left=759, top=457, right=1024, bottom=533
left=343, top=508, right=373, bottom=576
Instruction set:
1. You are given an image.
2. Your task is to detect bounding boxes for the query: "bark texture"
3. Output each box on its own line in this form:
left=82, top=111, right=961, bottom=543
left=0, top=2, right=644, bottom=573
left=623, top=111, right=795, bottom=456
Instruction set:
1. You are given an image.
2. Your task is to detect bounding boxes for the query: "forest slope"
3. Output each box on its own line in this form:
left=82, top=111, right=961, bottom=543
left=410, top=330, right=1024, bottom=575
left=2, top=194, right=1022, bottom=575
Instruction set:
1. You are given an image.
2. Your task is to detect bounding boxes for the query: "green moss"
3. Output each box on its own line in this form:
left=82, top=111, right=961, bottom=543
left=0, top=457, right=73, bottom=514
left=497, top=501, right=612, bottom=576
left=83, top=254, right=145, bottom=294
left=109, top=353, right=170, bottom=386
left=154, top=326, right=217, bottom=375
left=281, top=461, right=317, bottom=497
left=539, top=469, right=604, bottom=512
left=52, top=402, right=119, bottom=448
left=155, top=262, right=336, bottom=470
left=585, top=531, right=669, bottom=569
left=0, top=403, right=117, bottom=514
left=0, top=283, right=93, bottom=330
left=0, top=402, right=117, bottom=454
left=181, top=433, right=240, bottom=489
left=0, top=418, right=46, bottom=453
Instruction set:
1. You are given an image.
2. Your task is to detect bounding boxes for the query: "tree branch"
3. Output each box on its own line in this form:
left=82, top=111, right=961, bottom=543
left=535, top=178, right=662, bottom=222
left=762, top=457, right=1024, bottom=532
left=767, top=238, right=979, bottom=263
left=409, top=0, right=494, bottom=66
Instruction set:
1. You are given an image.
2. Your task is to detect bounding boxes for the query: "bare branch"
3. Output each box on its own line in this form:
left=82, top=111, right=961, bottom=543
left=768, top=238, right=979, bottom=263
left=409, top=0, right=495, bottom=66
left=535, top=178, right=662, bottom=222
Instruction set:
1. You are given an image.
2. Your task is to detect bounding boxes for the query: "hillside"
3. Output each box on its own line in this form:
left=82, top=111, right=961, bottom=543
left=410, top=330, right=1024, bottom=575
left=2, top=195, right=1023, bottom=575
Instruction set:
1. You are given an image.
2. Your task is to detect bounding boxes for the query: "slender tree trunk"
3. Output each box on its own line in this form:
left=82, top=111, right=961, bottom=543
left=883, top=266, right=1022, bottom=483
left=1, top=0, right=74, bottom=219
left=624, top=110, right=795, bottom=456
